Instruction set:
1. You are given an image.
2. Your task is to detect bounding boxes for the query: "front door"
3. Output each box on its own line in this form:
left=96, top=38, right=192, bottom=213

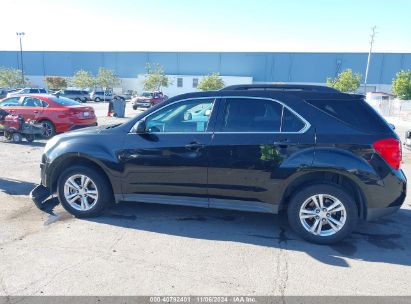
left=208, top=97, right=314, bottom=213
left=119, top=97, right=218, bottom=207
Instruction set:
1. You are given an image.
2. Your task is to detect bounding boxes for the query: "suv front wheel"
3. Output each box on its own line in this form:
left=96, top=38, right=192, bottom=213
left=287, top=184, right=358, bottom=244
left=58, top=166, right=112, bottom=217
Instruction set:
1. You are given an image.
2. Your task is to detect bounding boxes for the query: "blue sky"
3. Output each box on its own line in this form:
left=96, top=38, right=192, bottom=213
left=0, top=0, right=410, bottom=52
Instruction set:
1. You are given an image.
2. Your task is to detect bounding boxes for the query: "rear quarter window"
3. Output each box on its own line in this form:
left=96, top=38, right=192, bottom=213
left=49, top=96, right=81, bottom=106
left=306, top=99, right=391, bottom=133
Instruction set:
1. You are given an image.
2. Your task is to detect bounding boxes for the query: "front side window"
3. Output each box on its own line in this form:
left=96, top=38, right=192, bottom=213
left=220, top=98, right=283, bottom=132
left=0, top=97, right=20, bottom=107
left=144, top=98, right=215, bottom=133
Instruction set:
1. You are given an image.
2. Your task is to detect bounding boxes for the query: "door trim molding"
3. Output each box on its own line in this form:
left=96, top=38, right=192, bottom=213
left=118, top=194, right=279, bottom=214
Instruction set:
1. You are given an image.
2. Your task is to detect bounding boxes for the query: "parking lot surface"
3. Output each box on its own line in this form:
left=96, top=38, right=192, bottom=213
left=0, top=102, right=411, bottom=296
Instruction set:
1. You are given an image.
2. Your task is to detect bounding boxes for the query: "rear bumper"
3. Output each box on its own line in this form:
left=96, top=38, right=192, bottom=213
left=365, top=168, right=406, bottom=221
left=366, top=206, right=402, bottom=221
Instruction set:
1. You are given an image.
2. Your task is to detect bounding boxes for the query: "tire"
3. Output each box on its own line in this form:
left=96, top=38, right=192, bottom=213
left=57, top=165, right=113, bottom=218
left=132, top=105, right=137, bottom=110
left=25, top=134, right=35, bottom=142
left=40, top=120, right=56, bottom=138
left=287, top=184, right=358, bottom=244
left=94, top=97, right=101, bottom=102
left=12, top=132, right=22, bottom=143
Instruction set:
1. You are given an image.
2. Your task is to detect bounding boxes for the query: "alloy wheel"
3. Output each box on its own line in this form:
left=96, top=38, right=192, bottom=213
left=41, top=122, right=54, bottom=138
left=63, top=174, right=99, bottom=211
left=299, top=194, right=347, bottom=237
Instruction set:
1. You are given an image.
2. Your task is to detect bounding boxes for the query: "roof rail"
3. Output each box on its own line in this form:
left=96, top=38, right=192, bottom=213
left=221, top=84, right=340, bottom=93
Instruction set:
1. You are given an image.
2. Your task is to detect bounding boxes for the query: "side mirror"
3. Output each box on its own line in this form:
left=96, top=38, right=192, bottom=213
left=135, top=120, right=146, bottom=134
left=204, top=109, right=212, bottom=116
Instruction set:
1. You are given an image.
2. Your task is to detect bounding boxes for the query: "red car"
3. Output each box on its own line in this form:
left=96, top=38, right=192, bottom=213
left=0, top=94, right=97, bottom=138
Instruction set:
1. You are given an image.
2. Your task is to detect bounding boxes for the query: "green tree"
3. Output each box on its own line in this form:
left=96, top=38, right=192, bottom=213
left=326, top=69, right=361, bottom=93
left=197, top=73, right=225, bottom=91
left=44, top=76, right=67, bottom=90
left=142, top=63, right=170, bottom=91
left=392, top=70, right=411, bottom=100
left=69, top=70, right=95, bottom=89
left=0, top=67, right=28, bottom=88
left=95, top=67, right=120, bottom=90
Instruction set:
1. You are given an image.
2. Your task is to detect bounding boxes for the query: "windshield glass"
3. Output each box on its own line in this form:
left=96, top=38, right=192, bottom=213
left=49, top=96, right=81, bottom=106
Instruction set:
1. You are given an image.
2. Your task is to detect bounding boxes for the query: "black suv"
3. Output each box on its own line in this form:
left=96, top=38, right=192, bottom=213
left=31, top=84, right=406, bottom=244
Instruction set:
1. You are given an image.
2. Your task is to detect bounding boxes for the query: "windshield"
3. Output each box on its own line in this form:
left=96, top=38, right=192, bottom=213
left=141, top=92, right=152, bottom=97
left=49, top=96, right=81, bottom=106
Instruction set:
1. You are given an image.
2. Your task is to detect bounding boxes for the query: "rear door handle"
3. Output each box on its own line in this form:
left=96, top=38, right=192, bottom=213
left=185, top=142, right=205, bottom=151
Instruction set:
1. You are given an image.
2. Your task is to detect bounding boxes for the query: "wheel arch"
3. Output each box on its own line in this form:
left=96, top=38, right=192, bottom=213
left=49, top=155, right=115, bottom=198
left=280, top=170, right=368, bottom=219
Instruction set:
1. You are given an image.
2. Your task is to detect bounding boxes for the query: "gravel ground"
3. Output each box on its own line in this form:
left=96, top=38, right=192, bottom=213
left=0, top=102, right=410, bottom=296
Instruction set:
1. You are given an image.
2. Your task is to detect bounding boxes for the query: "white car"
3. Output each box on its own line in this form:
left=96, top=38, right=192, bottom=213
left=7, top=88, right=48, bottom=98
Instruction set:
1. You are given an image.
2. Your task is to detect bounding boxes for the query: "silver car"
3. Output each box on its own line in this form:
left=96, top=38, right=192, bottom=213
left=56, top=89, right=89, bottom=102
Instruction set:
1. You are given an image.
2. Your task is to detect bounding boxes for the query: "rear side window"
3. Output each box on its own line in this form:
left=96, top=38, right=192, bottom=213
left=220, top=98, right=282, bottom=132
left=306, top=99, right=390, bottom=133
left=282, top=108, right=306, bottom=132
left=49, top=96, right=80, bottom=106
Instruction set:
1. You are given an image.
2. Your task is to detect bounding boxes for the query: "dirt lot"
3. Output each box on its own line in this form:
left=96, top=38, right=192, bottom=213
left=0, top=102, right=411, bottom=296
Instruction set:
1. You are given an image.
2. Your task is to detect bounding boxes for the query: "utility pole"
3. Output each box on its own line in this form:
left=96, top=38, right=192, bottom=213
left=364, top=26, right=376, bottom=95
left=16, top=32, right=25, bottom=84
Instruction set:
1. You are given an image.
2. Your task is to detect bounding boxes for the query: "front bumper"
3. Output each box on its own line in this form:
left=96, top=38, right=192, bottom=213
left=30, top=184, right=52, bottom=210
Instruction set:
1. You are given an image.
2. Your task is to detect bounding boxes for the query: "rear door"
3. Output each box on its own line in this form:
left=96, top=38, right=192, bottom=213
left=208, top=96, right=314, bottom=213
left=17, top=96, right=45, bottom=121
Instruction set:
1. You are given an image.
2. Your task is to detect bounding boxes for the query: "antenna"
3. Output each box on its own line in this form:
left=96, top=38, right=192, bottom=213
left=364, top=26, right=377, bottom=94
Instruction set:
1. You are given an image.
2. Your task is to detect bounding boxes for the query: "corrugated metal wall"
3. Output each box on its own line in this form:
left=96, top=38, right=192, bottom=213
left=0, top=51, right=410, bottom=84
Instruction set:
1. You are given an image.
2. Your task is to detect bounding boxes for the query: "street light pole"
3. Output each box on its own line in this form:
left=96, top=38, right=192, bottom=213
left=364, top=26, right=376, bottom=95
left=16, top=32, right=25, bottom=84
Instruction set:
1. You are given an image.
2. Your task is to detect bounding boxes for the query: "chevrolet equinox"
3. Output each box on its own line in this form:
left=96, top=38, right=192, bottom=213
left=31, top=84, right=407, bottom=244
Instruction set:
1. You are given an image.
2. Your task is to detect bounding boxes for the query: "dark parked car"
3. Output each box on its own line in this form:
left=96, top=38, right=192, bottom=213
left=31, top=84, right=406, bottom=244
left=0, top=88, right=8, bottom=99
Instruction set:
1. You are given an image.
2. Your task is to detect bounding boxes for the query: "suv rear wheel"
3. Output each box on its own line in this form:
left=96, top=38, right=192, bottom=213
left=58, top=166, right=112, bottom=217
left=287, top=184, right=358, bottom=244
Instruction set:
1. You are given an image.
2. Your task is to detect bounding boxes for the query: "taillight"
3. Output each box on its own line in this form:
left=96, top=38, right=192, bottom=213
left=372, top=138, right=402, bottom=170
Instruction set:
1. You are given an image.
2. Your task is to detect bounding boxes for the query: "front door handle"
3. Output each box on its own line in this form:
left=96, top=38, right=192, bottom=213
left=185, top=142, right=205, bottom=151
